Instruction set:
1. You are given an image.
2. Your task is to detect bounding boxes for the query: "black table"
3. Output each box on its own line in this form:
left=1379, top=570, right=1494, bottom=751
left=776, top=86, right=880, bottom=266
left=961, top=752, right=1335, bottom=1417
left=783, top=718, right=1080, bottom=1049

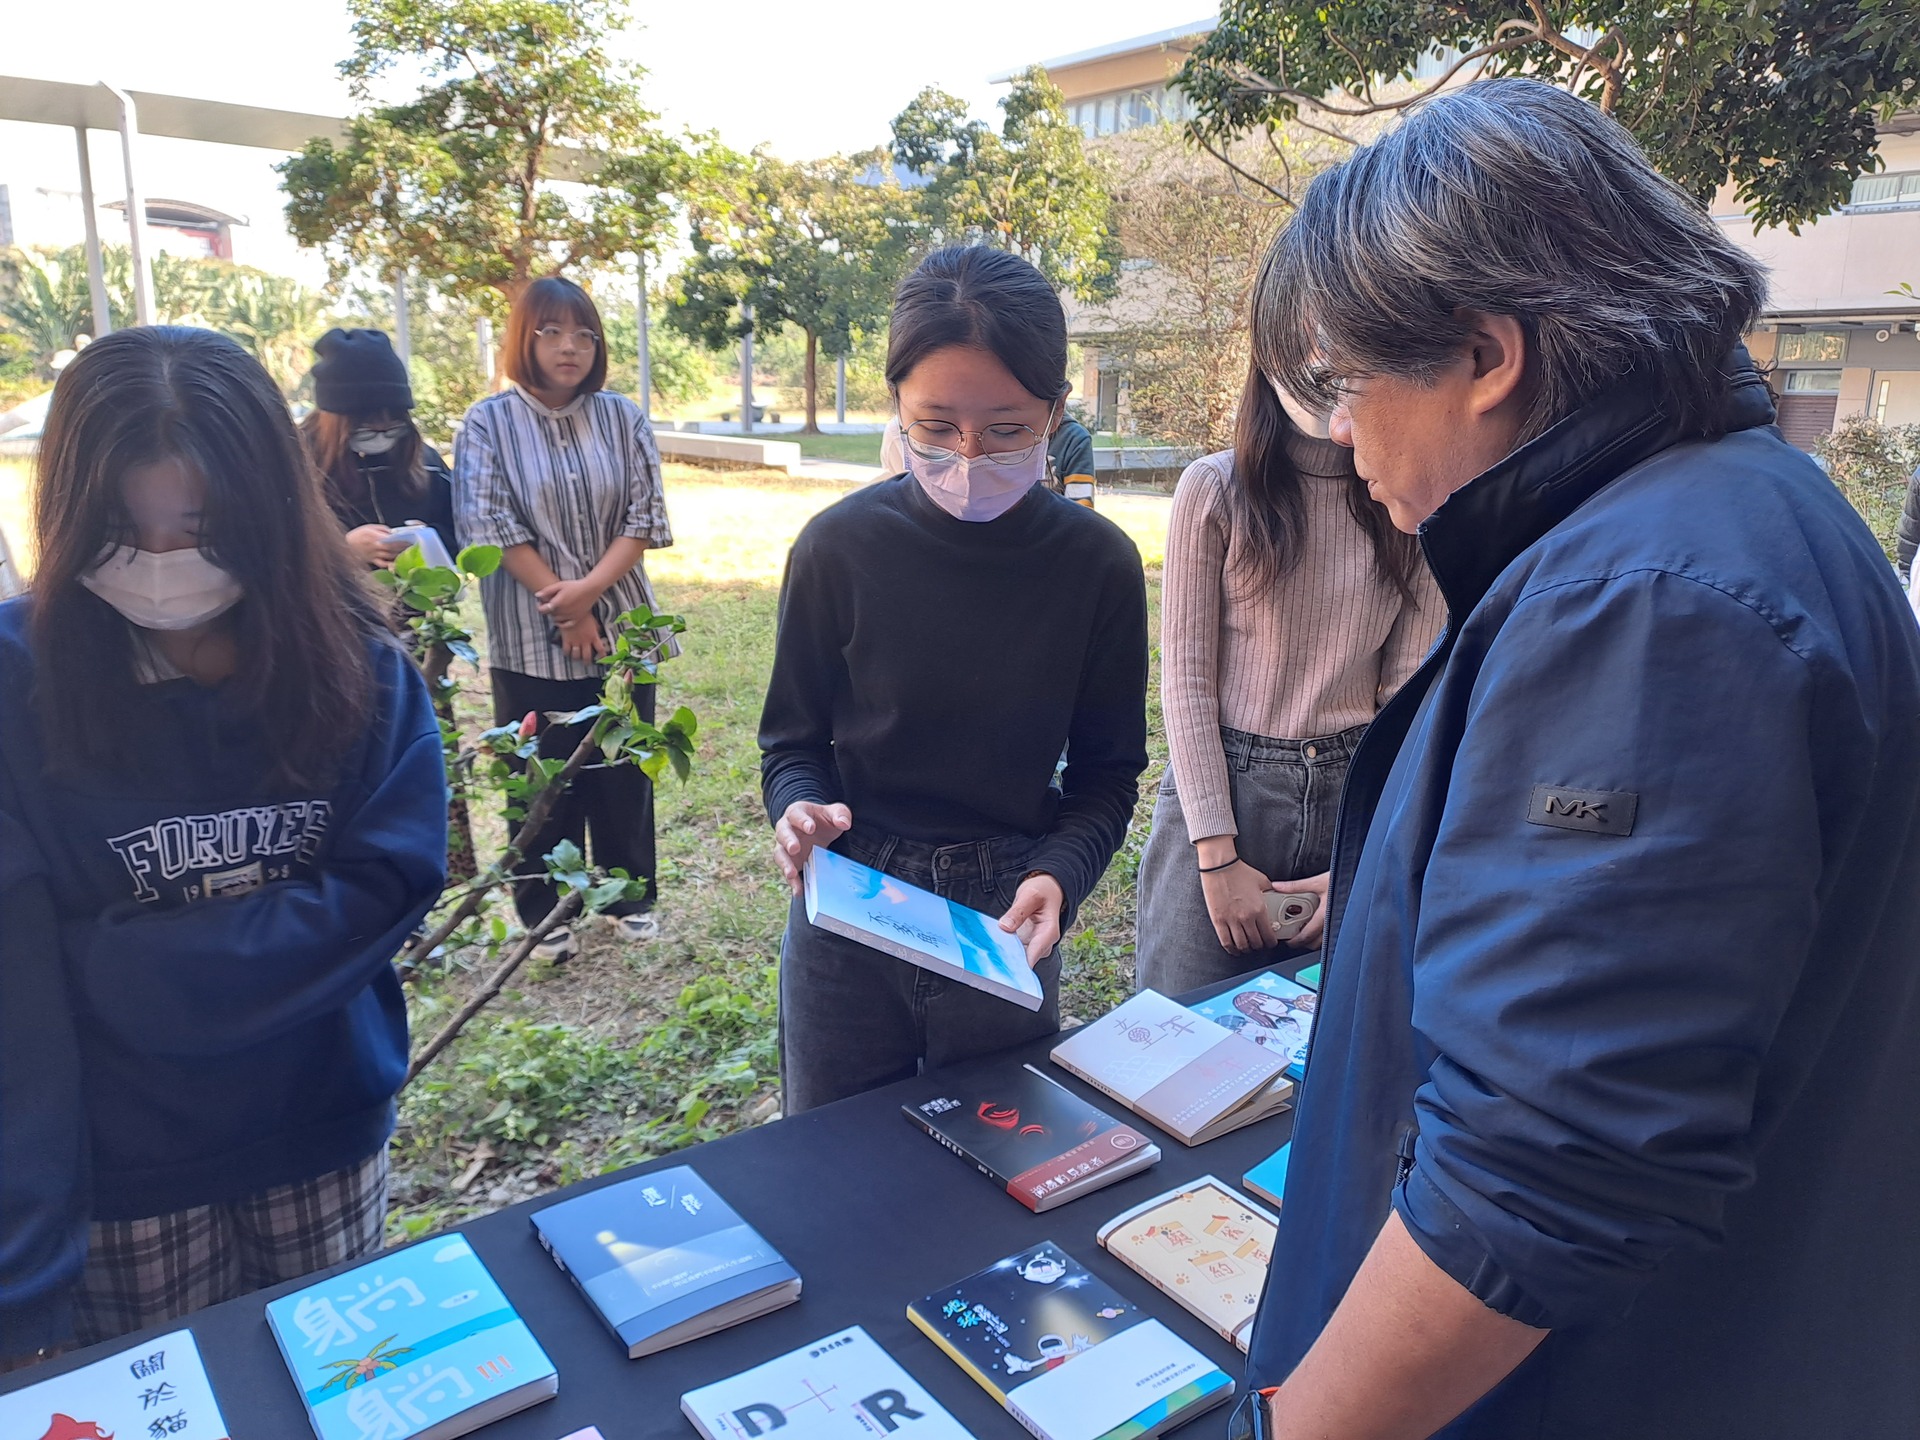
left=5, top=972, right=1301, bottom=1439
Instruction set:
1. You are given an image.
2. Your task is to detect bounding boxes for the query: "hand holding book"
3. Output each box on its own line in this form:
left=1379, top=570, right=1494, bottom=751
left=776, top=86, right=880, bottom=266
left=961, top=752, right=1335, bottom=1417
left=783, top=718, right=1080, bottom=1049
left=999, top=870, right=1065, bottom=965
left=773, top=800, right=853, bottom=895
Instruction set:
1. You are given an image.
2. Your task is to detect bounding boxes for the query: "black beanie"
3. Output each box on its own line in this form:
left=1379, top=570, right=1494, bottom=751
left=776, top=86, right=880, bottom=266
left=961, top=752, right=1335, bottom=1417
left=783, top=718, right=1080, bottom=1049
left=311, top=328, right=413, bottom=415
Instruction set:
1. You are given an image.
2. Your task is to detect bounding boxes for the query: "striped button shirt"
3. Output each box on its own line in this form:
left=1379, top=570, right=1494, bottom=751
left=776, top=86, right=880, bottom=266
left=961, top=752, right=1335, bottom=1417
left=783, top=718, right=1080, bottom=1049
left=453, top=384, right=675, bottom=682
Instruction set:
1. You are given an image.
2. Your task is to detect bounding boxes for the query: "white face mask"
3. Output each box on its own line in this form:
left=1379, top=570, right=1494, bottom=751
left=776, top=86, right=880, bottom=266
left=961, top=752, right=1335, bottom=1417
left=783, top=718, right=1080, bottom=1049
left=347, top=428, right=402, bottom=456
left=80, top=545, right=244, bottom=631
left=905, top=402, right=1057, bottom=523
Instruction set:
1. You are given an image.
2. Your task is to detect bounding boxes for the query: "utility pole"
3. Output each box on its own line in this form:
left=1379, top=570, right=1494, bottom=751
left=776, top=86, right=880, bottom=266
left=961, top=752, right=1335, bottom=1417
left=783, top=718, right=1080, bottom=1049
left=393, top=273, right=411, bottom=363
left=636, top=251, right=652, bottom=421
left=740, top=300, right=754, bottom=435
left=836, top=352, right=847, bottom=426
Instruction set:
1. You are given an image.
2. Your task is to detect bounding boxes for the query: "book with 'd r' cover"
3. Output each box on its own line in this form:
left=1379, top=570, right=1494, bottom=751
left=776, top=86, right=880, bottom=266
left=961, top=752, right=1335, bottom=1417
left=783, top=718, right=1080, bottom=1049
left=1188, top=971, right=1318, bottom=1081
left=903, top=1063, right=1161, bottom=1212
left=804, top=846, right=1043, bottom=1010
left=680, top=1325, right=975, bottom=1440
left=264, top=1232, right=556, bottom=1440
left=1096, top=1177, right=1279, bottom=1353
left=529, top=1165, right=799, bottom=1358
left=906, top=1241, right=1235, bottom=1440
left=0, top=1329, right=229, bottom=1440
left=1049, top=990, right=1292, bottom=1145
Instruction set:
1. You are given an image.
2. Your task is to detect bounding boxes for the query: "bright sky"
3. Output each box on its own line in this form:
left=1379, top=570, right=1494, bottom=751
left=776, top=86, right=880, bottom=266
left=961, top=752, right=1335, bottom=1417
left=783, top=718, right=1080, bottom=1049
left=0, top=1, right=1208, bottom=284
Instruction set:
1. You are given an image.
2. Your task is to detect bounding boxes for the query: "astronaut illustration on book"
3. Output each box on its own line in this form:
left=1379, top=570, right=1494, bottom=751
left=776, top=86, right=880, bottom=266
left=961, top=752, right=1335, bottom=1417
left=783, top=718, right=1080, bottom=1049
left=1002, top=1332, right=1094, bottom=1376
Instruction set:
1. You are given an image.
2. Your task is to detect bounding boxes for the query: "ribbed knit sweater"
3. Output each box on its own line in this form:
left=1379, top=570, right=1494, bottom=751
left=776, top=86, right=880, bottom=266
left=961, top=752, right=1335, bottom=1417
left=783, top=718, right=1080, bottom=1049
left=1162, top=437, right=1445, bottom=842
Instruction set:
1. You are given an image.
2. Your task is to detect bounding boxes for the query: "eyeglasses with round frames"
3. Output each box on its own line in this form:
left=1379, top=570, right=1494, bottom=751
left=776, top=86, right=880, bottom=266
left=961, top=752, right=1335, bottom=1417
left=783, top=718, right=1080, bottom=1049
left=533, top=326, right=600, bottom=349
left=902, top=419, right=1047, bottom=466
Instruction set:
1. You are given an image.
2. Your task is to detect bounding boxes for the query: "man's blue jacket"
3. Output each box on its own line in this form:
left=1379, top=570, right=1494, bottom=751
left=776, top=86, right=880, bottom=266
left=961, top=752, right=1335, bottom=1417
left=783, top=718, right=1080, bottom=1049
left=1245, top=357, right=1920, bottom=1435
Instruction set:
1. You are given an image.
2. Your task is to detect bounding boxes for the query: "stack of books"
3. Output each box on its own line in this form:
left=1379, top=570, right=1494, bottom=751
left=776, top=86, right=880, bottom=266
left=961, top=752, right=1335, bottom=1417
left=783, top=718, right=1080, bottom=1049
left=530, top=1165, right=800, bottom=1358
left=1050, top=989, right=1292, bottom=1144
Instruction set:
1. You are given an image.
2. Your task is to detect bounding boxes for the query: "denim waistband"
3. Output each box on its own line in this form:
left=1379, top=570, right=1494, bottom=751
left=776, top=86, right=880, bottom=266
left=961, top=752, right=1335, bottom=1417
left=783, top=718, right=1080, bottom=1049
left=839, top=826, right=1037, bottom=885
left=1220, top=721, right=1368, bottom=768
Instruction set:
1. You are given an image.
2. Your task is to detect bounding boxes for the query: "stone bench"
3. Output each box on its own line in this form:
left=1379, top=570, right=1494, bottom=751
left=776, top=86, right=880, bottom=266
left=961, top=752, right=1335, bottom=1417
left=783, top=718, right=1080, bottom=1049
left=656, top=431, right=803, bottom=475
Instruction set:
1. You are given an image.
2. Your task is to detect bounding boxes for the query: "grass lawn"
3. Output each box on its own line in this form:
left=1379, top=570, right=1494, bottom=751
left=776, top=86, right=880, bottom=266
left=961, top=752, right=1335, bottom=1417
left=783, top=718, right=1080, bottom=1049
left=789, top=431, right=885, bottom=467
left=389, top=469, right=1170, bottom=1236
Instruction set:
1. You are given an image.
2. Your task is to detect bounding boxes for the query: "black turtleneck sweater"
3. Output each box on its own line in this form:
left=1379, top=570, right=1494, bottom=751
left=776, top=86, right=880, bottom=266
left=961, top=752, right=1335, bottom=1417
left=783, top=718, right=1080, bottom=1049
left=759, top=475, right=1148, bottom=909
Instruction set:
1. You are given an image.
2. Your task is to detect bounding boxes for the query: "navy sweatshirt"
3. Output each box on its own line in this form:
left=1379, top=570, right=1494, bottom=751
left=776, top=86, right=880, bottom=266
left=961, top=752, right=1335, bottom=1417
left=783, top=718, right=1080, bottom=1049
left=0, top=597, right=447, bottom=1354
left=758, top=476, right=1148, bottom=911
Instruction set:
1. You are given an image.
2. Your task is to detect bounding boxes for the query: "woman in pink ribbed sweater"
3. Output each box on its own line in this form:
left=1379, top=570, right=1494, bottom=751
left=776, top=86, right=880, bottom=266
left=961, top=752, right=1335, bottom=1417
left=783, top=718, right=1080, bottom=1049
left=1134, top=260, right=1445, bottom=993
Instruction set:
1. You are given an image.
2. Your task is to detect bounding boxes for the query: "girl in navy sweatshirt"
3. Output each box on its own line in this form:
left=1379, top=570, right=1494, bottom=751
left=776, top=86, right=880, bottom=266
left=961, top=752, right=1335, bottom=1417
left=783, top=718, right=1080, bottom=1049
left=0, top=328, right=448, bottom=1362
left=759, top=247, right=1149, bottom=1113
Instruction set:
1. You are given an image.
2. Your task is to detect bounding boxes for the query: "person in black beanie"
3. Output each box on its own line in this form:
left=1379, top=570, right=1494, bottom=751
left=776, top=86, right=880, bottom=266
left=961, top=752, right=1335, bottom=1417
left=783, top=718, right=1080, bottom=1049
left=299, top=328, right=456, bottom=569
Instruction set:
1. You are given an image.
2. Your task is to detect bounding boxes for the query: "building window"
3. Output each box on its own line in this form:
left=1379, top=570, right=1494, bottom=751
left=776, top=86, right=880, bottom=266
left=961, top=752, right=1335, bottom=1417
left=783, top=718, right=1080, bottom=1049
left=1876, top=378, right=1891, bottom=424
left=1849, top=171, right=1920, bottom=208
left=1782, top=369, right=1842, bottom=393
left=1776, top=331, right=1847, bottom=364
left=1097, top=95, right=1117, bottom=135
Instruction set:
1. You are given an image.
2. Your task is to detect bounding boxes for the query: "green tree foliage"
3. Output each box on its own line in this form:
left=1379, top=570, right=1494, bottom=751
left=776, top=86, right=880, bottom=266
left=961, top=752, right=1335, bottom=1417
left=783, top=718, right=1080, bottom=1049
left=600, top=306, right=723, bottom=414
left=278, top=0, right=695, bottom=307
left=1096, top=128, right=1296, bottom=451
left=1178, top=0, right=1920, bottom=232
left=891, top=69, right=1121, bottom=302
left=342, top=275, right=491, bottom=440
left=669, top=149, right=910, bottom=432
left=0, top=245, right=330, bottom=392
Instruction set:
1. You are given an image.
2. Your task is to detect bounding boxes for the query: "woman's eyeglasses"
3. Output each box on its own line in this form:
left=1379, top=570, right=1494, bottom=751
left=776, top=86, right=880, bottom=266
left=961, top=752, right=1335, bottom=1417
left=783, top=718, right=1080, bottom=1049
left=533, top=326, right=600, bottom=349
left=903, top=420, right=1045, bottom=465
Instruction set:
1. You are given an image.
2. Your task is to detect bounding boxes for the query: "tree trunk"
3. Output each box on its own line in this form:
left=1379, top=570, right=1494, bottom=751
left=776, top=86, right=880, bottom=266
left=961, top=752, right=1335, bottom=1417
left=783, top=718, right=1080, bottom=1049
left=802, top=328, right=820, bottom=434
left=421, top=645, right=477, bottom=885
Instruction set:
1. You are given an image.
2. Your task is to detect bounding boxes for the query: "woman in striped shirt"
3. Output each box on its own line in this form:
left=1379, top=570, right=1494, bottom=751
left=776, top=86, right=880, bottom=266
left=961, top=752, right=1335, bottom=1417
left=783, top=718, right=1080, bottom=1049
left=454, top=277, right=674, bottom=960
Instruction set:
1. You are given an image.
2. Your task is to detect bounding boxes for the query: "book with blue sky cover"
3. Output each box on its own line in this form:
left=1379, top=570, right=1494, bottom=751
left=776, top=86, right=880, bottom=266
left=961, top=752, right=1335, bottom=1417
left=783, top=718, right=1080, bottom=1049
left=681, top=1325, right=975, bottom=1440
left=1242, top=1143, right=1292, bottom=1211
left=907, top=1241, right=1234, bottom=1440
left=0, top=1329, right=229, bottom=1440
left=530, top=1165, right=800, bottom=1358
left=265, top=1233, right=556, bottom=1440
left=805, top=846, right=1043, bottom=1010
left=1189, top=971, right=1318, bottom=1081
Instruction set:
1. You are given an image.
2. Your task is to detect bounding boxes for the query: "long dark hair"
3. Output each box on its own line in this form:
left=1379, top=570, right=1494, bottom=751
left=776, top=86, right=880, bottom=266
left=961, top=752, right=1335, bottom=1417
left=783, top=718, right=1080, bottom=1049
left=885, top=247, right=1069, bottom=401
left=32, top=326, right=384, bottom=787
left=1235, top=242, right=1419, bottom=600
left=298, top=407, right=430, bottom=523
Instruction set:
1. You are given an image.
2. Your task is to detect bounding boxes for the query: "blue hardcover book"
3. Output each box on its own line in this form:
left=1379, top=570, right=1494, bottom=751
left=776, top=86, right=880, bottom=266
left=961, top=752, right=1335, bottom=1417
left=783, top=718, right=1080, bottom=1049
left=1294, top=962, right=1321, bottom=990
left=265, top=1233, right=557, bottom=1440
left=530, top=1165, right=801, bottom=1358
left=805, top=846, right=1044, bottom=1010
left=1243, top=1142, right=1292, bottom=1210
left=1190, top=971, right=1318, bottom=1081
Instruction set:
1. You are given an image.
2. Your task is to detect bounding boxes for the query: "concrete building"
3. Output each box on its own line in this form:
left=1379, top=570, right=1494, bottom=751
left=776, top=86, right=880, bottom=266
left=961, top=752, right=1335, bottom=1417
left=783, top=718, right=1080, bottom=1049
left=997, top=18, right=1920, bottom=445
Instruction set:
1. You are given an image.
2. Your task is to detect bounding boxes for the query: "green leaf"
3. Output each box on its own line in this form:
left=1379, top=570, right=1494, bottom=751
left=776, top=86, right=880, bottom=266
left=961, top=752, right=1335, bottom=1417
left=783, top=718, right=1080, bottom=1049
left=667, top=705, right=698, bottom=739
left=668, top=745, right=692, bottom=782
left=456, top=543, right=502, bottom=577
left=393, top=545, right=424, bottom=578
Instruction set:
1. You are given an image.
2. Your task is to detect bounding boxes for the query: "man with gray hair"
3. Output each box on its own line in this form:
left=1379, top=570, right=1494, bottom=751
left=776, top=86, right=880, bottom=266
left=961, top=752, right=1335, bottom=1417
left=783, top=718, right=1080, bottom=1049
left=1237, top=79, right=1920, bottom=1438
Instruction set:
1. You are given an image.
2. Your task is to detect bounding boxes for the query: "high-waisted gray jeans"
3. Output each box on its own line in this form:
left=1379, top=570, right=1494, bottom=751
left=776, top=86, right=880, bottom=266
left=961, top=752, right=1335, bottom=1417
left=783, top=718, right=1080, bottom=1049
left=1134, top=723, right=1364, bottom=995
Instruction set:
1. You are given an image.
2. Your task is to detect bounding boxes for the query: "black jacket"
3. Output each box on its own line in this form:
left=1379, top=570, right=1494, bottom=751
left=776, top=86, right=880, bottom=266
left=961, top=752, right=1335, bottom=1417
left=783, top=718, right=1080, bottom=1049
left=1246, top=355, right=1920, bottom=1435
left=328, top=443, right=457, bottom=561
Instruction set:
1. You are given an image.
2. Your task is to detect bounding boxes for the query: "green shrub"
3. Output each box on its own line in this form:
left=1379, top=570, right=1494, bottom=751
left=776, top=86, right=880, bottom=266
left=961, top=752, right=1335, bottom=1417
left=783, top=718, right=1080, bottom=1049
left=1815, top=416, right=1920, bottom=563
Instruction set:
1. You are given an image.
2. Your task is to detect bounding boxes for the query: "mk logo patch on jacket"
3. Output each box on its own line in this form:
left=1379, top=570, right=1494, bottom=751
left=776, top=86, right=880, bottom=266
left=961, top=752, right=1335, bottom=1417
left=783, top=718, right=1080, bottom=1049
left=1527, top=784, right=1637, bottom=836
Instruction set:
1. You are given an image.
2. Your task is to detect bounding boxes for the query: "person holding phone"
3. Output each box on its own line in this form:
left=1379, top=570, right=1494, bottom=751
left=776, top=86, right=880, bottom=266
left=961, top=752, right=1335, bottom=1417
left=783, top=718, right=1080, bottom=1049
left=760, top=246, right=1149, bottom=1113
left=300, top=328, right=456, bottom=571
left=1134, top=240, right=1441, bottom=995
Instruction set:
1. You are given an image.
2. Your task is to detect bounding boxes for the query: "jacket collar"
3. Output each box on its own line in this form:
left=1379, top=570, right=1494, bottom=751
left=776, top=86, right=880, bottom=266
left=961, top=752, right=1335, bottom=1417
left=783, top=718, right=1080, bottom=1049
left=1417, top=348, right=1775, bottom=620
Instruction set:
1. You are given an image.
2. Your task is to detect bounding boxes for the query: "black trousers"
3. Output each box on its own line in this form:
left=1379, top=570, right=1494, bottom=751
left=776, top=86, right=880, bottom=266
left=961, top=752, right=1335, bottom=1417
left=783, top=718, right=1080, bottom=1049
left=490, top=668, right=657, bottom=926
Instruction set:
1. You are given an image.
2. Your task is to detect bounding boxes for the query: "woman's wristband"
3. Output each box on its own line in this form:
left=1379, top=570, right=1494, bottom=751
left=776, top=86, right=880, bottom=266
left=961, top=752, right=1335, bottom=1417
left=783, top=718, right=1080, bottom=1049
left=1198, top=855, right=1242, bottom=875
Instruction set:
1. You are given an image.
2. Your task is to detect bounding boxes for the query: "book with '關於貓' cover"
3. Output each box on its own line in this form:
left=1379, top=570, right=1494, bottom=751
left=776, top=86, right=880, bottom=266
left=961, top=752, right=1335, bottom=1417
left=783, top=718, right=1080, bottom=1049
left=0, top=1329, right=229, bottom=1440
left=903, top=1063, right=1161, bottom=1212
left=804, top=846, right=1044, bottom=1010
